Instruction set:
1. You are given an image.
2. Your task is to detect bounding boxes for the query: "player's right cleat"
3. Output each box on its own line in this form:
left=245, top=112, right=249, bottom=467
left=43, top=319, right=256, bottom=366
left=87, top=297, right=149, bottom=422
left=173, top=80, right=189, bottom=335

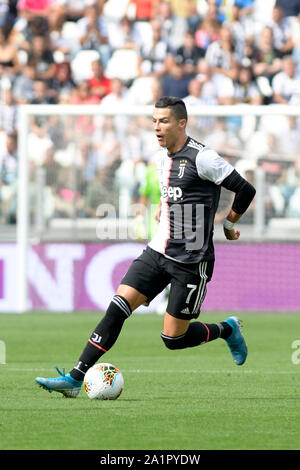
left=224, top=316, right=248, bottom=366
left=35, top=366, right=83, bottom=398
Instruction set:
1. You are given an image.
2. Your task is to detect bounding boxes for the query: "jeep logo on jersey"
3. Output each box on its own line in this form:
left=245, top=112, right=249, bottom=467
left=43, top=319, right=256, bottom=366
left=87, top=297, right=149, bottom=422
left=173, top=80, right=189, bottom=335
left=161, top=186, right=183, bottom=201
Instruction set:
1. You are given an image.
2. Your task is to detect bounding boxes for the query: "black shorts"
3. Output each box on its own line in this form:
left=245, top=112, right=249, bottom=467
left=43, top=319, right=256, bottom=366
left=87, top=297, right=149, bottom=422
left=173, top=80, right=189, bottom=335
left=121, top=246, right=214, bottom=320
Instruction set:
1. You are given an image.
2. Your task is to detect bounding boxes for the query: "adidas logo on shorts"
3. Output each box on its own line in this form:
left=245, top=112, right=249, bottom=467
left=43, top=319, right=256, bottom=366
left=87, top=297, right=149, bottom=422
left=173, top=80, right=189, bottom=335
left=181, top=307, right=190, bottom=314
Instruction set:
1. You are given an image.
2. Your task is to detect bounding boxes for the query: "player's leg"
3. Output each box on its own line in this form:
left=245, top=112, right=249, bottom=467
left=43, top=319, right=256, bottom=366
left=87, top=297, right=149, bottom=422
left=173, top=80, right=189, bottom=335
left=160, top=260, right=247, bottom=365
left=161, top=311, right=232, bottom=350
left=35, top=248, right=170, bottom=396
left=69, top=285, right=147, bottom=381
left=35, top=285, right=146, bottom=397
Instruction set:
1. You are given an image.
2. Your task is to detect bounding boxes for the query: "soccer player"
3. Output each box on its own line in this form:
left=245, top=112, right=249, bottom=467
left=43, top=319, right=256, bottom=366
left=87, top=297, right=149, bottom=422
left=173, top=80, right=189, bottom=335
left=35, top=97, right=256, bottom=397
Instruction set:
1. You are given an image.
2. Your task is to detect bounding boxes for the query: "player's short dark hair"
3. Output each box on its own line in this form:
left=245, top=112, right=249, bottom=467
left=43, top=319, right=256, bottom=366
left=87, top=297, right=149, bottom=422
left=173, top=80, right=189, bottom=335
left=155, top=96, right=188, bottom=121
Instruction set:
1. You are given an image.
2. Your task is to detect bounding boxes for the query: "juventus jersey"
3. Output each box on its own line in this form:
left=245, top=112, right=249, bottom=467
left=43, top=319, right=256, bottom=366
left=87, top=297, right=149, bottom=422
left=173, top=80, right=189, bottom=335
left=148, top=136, right=234, bottom=263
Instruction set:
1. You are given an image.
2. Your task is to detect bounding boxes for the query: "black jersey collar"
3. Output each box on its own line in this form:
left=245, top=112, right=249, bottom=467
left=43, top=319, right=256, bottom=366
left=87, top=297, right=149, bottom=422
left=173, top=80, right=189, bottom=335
left=167, top=137, right=190, bottom=158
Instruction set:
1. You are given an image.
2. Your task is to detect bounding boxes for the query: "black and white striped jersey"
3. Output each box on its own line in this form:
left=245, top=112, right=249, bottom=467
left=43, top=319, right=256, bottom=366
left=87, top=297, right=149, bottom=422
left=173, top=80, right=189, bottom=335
left=148, top=136, right=234, bottom=263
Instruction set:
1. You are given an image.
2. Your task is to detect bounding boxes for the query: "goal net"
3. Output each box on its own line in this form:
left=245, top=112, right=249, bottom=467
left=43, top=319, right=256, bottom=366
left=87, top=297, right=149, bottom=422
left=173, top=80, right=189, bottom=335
left=10, top=104, right=300, bottom=312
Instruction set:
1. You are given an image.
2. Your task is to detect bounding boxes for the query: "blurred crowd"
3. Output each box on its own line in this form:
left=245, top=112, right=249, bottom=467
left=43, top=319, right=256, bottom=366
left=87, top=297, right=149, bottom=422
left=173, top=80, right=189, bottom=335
left=2, top=0, right=300, bottom=230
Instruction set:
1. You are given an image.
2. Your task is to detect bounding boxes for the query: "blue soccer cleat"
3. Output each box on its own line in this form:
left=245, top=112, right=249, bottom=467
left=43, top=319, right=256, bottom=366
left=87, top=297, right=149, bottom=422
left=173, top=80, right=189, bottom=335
left=224, top=316, right=248, bottom=366
left=35, top=366, right=83, bottom=398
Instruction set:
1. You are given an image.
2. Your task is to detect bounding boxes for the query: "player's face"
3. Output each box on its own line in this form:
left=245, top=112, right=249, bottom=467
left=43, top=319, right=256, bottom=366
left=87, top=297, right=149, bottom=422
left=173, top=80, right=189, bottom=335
left=152, top=107, right=185, bottom=152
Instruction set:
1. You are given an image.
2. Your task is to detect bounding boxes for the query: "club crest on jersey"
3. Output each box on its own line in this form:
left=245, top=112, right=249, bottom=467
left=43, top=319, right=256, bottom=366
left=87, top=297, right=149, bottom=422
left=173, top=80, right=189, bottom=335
left=178, top=160, right=187, bottom=179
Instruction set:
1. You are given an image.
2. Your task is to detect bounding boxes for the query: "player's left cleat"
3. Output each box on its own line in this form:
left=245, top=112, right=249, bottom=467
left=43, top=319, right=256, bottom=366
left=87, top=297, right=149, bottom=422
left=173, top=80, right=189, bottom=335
left=35, top=366, right=83, bottom=398
left=223, top=316, right=248, bottom=366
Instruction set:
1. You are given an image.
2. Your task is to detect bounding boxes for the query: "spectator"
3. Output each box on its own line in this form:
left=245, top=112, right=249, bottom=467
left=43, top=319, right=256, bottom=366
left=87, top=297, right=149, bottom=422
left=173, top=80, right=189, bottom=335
left=250, top=26, right=282, bottom=99
left=205, top=25, right=242, bottom=79
left=69, top=80, right=100, bottom=136
left=205, top=26, right=240, bottom=104
left=234, top=65, right=263, bottom=104
left=17, top=0, right=53, bottom=18
left=168, top=0, right=197, bottom=23
left=76, top=138, right=99, bottom=187
left=149, top=77, right=163, bottom=103
left=174, top=30, right=205, bottom=75
left=30, top=79, right=57, bottom=105
left=195, top=17, right=220, bottom=51
left=49, top=11, right=79, bottom=58
left=87, top=58, right=112, bottom=100
left=269, top=165, right=299, bottom=217
left=12, top=58, right=36, bottom=103
left=107, top=15, right=142, bottom=52
left=275, top=0, right=300, bottom=21
left=183, top=77, right=203, bottom=105
left=272, top=55, right=300, bottom=103
left=42, top=144, right=62, bottom=188
left=93, top=116, right=120, bottom=170
left=277, top=115, right=300, bottom=158
left=69, top=79, right=100, bottom=105
left=0, top=26, right=20, bottom=78
left=27, top=34, right=56, bottom=84
left=101, top=77, right=129, bottom=106
left=267, top=4, right=293, bottom=55
left=196, top=58, right=222, bottom=103
left=161, top=59, right=193, bottom=98
left=0, top=132, right=18, bottom=223
left=185, top=0, right=202, bottom=33
left=28, top=79, right=57, bottom=135
left=205, top=117, right=242, bottom=156
left=291, top=12, right=300, bottom=73
left=84, top=168, right=115, bottom=218
left=101, top=77, right=132, bottom=139
left=0, top=88, right=18, bottom=134
left=27, top=124, right=54, bottom=167
left=156, top=0, right=188, bottom=50
left=0, top=0, right=10, bottom=28
left=233, top=0, right=254, bottom=17
left=224, top=3, right=256, bottom=60
left=10, top=14, right=49, bottom=52
left=183, top=77, right=217, bottom=136
left=126, top=0, right=160, bottom=21
left=0, top=132, right=17, bottom=184
left=56, top=0, right=97, bottom=22
left=51, top=61, right=75, bottom=103
left=77, top=4, right=111, bottom=67
left=137, top=17, right=170, bottom=77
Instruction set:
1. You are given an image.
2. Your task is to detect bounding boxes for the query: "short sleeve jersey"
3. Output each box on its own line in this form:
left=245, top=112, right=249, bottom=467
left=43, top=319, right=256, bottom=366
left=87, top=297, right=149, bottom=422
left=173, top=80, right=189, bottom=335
left=148, top=136, right=234, bottom=263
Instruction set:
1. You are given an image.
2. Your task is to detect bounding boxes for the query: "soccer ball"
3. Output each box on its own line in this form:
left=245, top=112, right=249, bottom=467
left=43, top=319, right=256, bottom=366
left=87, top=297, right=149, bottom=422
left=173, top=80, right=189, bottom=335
left=84, top=362, right=124, bottom=400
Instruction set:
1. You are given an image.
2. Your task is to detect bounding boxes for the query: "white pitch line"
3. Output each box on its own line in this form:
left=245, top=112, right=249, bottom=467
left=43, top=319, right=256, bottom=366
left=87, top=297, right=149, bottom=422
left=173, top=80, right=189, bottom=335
left=1, top=367, right=298, bottom=375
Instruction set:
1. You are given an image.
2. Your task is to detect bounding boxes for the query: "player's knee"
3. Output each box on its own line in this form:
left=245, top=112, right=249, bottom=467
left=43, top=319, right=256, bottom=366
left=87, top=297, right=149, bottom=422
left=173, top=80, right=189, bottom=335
left=161, top=332, right=186, bottom=350
left=106, top=295, right=132, bottom=324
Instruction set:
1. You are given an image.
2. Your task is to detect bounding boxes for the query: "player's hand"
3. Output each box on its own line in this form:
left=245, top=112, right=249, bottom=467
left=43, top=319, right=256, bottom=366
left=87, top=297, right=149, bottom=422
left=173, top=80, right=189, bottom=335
left=223, top=227, right=240, bottom=240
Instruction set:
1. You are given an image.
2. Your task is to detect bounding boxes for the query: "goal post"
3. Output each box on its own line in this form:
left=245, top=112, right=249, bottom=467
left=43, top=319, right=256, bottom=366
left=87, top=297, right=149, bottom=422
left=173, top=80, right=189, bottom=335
left=16, top=103, right=300, bottom=313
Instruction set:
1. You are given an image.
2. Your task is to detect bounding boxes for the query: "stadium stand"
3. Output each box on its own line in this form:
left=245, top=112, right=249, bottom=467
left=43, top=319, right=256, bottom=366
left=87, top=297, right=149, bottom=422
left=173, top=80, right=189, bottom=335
left=1, top=0, right=300, bottom=241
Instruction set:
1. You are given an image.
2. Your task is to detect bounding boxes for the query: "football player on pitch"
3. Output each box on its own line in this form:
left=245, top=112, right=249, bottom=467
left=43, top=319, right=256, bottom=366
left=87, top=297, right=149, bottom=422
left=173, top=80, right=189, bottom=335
left=36, top=97, right=256, bottom=397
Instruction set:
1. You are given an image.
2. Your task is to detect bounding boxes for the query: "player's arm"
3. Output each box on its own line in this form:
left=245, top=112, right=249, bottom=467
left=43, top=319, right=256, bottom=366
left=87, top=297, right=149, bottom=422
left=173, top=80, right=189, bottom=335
left=196, top=147, right=256, bottom=241
left=221, top=169, right=256, bottom=240
left=154, top=200, right=162, bottom=223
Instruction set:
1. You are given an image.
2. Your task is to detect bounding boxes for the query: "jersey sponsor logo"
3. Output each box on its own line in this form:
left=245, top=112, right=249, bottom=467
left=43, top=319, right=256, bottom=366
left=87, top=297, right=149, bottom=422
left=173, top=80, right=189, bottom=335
left=161, top=185, right=183, bottom=201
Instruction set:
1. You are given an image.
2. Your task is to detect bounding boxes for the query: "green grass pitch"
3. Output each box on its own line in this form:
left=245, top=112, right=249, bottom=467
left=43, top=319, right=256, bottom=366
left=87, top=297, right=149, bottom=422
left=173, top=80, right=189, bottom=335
left=0, top=311, right=300, bottom=450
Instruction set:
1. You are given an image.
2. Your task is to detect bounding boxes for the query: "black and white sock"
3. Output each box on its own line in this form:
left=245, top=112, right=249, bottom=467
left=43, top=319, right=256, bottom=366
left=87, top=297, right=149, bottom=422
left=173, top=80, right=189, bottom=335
left=161, top=321, right=232, bottom=350
left=70, top=295, right=131, bottom=380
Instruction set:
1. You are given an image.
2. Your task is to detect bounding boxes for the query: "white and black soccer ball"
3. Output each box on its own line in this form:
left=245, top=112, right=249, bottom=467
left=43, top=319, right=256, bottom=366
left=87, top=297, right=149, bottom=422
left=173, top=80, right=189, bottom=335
left=84, top=362, right=124, bottom=400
